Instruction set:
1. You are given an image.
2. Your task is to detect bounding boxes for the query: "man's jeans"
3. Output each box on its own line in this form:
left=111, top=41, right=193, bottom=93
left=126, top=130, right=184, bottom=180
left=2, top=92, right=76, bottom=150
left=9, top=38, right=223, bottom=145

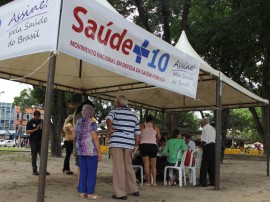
left=30, top=141, right=41, bottom=172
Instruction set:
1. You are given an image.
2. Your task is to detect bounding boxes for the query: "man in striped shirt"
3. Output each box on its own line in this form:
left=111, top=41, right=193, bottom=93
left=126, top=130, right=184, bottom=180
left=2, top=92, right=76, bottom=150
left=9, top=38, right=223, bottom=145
left=106, top=95, right=140, bottom=200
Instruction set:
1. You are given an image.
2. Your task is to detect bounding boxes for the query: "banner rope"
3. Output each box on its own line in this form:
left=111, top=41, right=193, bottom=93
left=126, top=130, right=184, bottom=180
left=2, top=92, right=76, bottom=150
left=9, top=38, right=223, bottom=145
left=10, top=51, right=58, bottom=81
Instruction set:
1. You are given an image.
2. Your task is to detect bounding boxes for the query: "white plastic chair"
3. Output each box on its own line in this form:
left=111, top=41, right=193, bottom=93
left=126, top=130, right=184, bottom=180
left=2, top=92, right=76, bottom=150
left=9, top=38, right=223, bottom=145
left=133, top=165, right=143, bottom=186
left=185, top=148, right=203, bottom=186
left=163, top=150, right=187, bottom=187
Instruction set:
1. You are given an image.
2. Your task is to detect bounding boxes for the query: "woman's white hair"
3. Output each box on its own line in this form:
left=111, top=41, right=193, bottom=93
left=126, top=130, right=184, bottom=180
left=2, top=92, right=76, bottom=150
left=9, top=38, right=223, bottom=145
left=116, top=95, right=128, bottom=107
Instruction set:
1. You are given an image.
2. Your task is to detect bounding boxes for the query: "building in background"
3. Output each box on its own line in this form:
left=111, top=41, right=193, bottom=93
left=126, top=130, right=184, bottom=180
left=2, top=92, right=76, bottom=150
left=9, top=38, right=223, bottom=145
left=0, top=102, right=44, bottom=135
left=0, top=102, right=15, bottom=133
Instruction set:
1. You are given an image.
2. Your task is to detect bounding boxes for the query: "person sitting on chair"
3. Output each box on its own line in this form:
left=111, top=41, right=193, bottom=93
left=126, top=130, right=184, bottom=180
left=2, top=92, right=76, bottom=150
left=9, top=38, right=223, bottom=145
left=162, top=129, right=188, bottom=184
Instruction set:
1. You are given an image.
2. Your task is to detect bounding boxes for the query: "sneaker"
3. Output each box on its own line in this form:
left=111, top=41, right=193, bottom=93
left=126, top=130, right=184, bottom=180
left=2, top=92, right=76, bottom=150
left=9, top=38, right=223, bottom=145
left=46, top=172, right=50, bottom=175
left=32, top=171, right=39, bottom=175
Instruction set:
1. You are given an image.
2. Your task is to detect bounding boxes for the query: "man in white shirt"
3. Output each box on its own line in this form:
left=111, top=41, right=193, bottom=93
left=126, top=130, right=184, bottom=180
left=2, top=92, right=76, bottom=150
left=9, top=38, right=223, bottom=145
left=196, top=118, right=216, bottom=187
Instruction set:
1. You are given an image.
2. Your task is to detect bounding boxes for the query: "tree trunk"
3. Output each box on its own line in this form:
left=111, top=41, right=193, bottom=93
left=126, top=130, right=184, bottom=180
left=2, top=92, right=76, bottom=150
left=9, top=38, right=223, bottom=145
left=220, top=109, right=230, bottom=163
left=167, top=112, right=177, bottom=135
left=51, top=90, right=65, bottom=157
left=160, top=0, right=170, bottom=43
left=134, top=0, right=152, bottom=32
left=181, top=0, right=191, bottom=31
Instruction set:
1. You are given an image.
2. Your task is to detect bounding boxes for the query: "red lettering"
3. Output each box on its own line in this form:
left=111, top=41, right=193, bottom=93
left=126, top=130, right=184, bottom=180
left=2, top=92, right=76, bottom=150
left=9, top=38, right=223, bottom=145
left=97, top=22, right=113, bottom=45
left=122, top=39, right=133, bottom=55
left=85, top=19, right=97, bottom=39
left=110, top=29, right=127, bottom=51
left=72, top=6, right=133, bottom=55
left=72, top=7, right=87, bottom=33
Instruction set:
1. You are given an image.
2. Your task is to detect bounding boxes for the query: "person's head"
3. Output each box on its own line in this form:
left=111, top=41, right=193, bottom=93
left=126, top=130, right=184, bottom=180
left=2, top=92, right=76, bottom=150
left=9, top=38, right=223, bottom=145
left=172, top=129, right=181, bottom=139
left=75, top=99, right=94, bottom=115
left=145, top=115, right=153, bottom=123
left=185, top=134, right=191, bottom=144
left=115, top=95, right=128, bottom=107
left=64, top=115, right=73, bottom=125
left=33, top=110, right=41, bottom=121
left=200, top=117, right=209, bottom=128
left=160, top=136, right=166, bottom=143
left=163, top=132, right=168, bottom=139
left=81, top=104, right=95, bottom=118
left=158, top=136, right=167, bottom=146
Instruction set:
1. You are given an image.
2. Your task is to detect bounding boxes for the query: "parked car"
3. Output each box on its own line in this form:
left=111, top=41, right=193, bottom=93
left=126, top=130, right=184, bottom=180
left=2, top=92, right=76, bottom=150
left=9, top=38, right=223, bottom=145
left=0, top=139, right=5, bottom=146
left=0, top=139, right=16, bottom=147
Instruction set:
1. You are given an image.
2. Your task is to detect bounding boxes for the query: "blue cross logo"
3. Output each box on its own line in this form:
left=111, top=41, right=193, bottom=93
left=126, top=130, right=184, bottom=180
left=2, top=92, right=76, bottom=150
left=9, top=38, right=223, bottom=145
left=133, top=39, right=150, bottom=64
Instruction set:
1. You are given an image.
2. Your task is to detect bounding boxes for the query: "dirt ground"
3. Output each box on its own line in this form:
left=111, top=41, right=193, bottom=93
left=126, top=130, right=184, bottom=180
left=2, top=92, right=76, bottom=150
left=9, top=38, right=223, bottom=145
left=1, top=150, right=270, bottom=202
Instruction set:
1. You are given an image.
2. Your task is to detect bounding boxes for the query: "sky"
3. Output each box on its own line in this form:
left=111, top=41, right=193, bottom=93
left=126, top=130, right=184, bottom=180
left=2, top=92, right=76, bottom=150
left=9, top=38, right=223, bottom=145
left=0, top=79, right=32, bottom=103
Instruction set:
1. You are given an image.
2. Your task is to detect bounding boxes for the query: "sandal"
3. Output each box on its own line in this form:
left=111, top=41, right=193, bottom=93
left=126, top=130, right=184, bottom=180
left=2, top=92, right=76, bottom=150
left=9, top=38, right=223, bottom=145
left=152, top=183, right=157, bottom=187
left=144, top=183, right=150, bottom=186
left=87, top=194, right=103, bottom=200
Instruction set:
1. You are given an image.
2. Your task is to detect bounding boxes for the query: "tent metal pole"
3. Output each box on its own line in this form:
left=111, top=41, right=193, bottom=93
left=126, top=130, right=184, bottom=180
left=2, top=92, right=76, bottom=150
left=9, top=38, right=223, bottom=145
left=37, top=52, right=56, bottom=202
left=215, top=74, right=221, bottom=190
left=79, top=59, right=82, bottom=78
left=266, top=105, right=269, bottom=176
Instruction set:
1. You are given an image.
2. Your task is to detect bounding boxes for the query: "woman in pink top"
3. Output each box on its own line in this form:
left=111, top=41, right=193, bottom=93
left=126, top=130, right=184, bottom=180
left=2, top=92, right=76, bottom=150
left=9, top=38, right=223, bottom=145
left=139, top=115, right=161, bottom=186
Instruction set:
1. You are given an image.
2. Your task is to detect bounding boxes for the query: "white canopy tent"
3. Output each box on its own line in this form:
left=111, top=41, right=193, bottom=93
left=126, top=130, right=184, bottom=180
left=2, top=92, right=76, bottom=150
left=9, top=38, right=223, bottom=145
left=0, top=0, right=268, bottom=200
left=0, top=0, right=267, bottom=112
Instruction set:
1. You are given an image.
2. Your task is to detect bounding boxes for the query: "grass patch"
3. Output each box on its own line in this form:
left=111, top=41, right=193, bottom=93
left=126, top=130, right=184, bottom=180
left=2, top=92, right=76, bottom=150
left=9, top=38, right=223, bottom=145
left=7, top=154, right=31, bottom=162
left=0, top=150, right=13, bottom=155
left=0, top=147, right=31, bottom=152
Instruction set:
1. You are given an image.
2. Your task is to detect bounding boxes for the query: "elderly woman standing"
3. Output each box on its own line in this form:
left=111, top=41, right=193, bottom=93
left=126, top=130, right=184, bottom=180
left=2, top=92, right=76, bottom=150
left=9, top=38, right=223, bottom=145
left=73, top=104, right=103, bottom=200
left=62, top=115, right=74, bottom=175
left=139, top=115, right=161, bottom=186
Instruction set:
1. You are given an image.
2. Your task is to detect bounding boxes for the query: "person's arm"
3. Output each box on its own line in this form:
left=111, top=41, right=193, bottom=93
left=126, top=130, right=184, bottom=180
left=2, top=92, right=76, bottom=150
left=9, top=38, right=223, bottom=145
left=92, top=131, right=102, bottom=161
left=134, top=120, right=141, bottom=147
left=181, top=139, right=188, bottom=151
left=106, top=119, right=113, bottom=138
left=200, top=127, right=207, bottom=147
left=155, top=125, right=161, bottom=142
left=71, top=120, right=78, bottom=140
left=135, top=134, right=140, bottom=147
left=162, top=141, right=169, bottom=155
left=26, top=124, right=40, bottom=134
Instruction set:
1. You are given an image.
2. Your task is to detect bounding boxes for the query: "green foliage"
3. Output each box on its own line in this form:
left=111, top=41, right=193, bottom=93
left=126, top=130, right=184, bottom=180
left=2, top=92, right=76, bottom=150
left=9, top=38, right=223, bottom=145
left=227, top=108, right=262, bottom=142
left=13, top=89, right=34, bottom=112
left=108, top=0, right=183, bottom=43
left=176, top=112, right=201, bottom=130
left=89, top=97, right=114, bottom=128
left=0, top=0, right=12, bottom=6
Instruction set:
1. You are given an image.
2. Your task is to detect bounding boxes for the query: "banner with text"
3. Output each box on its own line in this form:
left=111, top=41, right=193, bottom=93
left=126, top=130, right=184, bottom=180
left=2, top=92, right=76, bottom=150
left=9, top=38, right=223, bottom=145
left=59, top=0, right=200, bottom=98
left=0, top=0, right=61, bottom=60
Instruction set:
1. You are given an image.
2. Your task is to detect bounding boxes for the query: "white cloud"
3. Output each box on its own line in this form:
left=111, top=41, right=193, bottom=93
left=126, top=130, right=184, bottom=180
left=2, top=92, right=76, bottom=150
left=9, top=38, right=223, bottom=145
left=0, top=79, right=32, bottom=103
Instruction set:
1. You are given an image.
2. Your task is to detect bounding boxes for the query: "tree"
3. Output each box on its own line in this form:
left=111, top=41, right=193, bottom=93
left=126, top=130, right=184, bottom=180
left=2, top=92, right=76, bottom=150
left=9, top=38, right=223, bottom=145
left=89, top=98, right=114, bottom=128
left=186, top=0, right=270, bottom=152
left=13, top=88, right=34, bottom=125
left=227, top=108, right=261, bottom=142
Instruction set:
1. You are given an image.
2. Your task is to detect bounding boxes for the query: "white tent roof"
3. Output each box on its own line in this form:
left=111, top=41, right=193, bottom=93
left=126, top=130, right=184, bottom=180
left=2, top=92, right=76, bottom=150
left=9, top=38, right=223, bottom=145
left=175, top=31, right=267, bottom=107
left=0, top=0, right=267, bottom=112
